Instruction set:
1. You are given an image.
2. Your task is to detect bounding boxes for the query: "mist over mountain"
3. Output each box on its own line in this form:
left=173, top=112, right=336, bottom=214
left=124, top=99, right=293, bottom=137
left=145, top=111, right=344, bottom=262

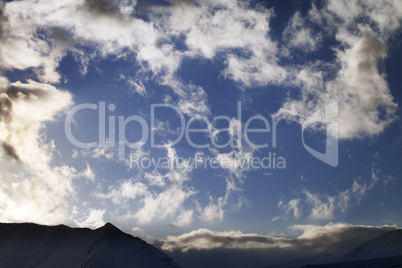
left=302, top=229, right=402, bottom=268
left=0, top=222, right=181, bottom=268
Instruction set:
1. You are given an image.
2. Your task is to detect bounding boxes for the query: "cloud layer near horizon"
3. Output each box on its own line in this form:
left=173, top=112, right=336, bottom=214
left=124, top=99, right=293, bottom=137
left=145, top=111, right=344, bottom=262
left=157, top=223, right=398, bottom=268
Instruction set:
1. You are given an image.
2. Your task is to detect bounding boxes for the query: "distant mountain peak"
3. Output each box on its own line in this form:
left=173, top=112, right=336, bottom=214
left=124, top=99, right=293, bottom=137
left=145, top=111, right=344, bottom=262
left=103, top=222, right=115, bottom=227
left=99, top=222, right=119, bottom=231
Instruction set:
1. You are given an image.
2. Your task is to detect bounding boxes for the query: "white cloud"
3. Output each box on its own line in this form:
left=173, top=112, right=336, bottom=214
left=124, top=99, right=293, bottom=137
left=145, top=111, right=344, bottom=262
left=95, top=146, right=197, bottom=226
left=283, top=11, right=322, bottom=52
left=273, top=0, right=402, bottom=140
left=200, top=197, right=225, bottom=222
left=1, top=0, right=158, bottom=83
left=144, top=172, right=165, bottom=187
left=172, top=209, right=194, bottom=227
left=95, top=179, right=148, bottom=205
left=131, top=226, right=154, bottom=241
left=74, top=208, right=106, bottom=229
left=326, top=0, right=402, bottom=39
left=89, top=146, right=116, bottom=160
left=161, top=0, right=286, bottom=87
left=134, top=182, right=196, bottom=225
left=82, top=163, right=95, bottom=182
left=276, top=198, right=302, bottom=221
left=0, top=0, right=283, bottom=120
left=304, top=191, right=336, bottom=221
left=276, top=27, right=398, bottom=140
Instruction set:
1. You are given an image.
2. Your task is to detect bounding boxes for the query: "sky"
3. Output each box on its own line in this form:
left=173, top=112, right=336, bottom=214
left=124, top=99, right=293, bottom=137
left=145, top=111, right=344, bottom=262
left=0, top=0, right=402, bottom=267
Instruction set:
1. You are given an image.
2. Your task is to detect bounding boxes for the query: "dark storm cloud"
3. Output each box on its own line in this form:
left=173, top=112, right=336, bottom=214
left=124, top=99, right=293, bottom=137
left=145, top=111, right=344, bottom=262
left=0, top=91, right=17, bottom=161
left=2, top=142, right=19, bottom=161
left=157, top=225, right=398, bottom=268
left=5, top=84, right=48, bottom=100
left=83, top=0, right=119, bottom=15
left=166, top=0, right=194, bottom=6
left=0, top=87, right=20, bottom=161
left=46, top=28, right=75, bottom=46
left=0, top=93, right=12, bottom=122
left=0, top=1, right=7, bottom=40
left=0, top=1, right=9, bottom=66
left=135, top=0, right=194, bottom=14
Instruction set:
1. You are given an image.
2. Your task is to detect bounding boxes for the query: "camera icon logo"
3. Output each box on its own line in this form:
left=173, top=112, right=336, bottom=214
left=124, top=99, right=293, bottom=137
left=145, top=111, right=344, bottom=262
left=302, top=101, right=338, bottom=167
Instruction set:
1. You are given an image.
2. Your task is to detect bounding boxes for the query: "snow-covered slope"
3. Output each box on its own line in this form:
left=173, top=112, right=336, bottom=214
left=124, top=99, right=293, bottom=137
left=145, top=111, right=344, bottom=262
left=0, top=222, right=181, bottom=268
left=302, top=229, right=402, bottom=268
left=337, top=229, right=402, bottom=263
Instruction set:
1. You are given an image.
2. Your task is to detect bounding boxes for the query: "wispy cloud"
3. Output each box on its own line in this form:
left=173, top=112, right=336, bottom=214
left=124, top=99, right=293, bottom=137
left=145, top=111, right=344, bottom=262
left=282, top=11, right=322, bottom=52
left=94, top=146, right=197, bottom=226
left=275, top=166, right=380, bottom=222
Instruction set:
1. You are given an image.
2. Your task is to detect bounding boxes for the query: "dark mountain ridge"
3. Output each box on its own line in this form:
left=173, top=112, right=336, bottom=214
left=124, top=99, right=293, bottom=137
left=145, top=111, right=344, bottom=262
left=0, top=222, right=181, bottom=268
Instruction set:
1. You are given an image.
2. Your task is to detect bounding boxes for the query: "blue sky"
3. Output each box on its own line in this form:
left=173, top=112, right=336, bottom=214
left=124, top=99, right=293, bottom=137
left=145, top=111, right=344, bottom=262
left=1, top=0, right=402, bottom=267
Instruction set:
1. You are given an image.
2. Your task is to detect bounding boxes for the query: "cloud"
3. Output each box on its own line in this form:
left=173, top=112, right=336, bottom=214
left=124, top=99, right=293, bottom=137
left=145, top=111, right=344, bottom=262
left=1, top=0, right=210, bottom=115
left=304, top=191, right=336, bottom=221
left=0, top=0, right=157, bottom=81
left=0, top=2, right=71, bottom=82
left=155, top=0, right=287, bottom=87
left=2, top=142, right=19, bottom=161
left=0, top=2, right=8, bottom=60
left=0, top=77, right=72, bottom=165
left=325, top=0, right=402, bottom=39
left=95, top=180, right=148, bottom=205
left=283, top=11, right=322, bottom=52
left=131, top=226, right=154, bottom=241
left=276, top=26, right=398, bottom=140
left=0, top=76, right=96, bottom=225
left=94, top=141, right=247, bottom=226
left=172, top=209, right=194, bottom=227
left=74, top=208, right=106, bottom=229
left=161, top=83, right=209, bottom=117
left=158, top=223, right=398, bottom=268
left=120, top=75, right=146, bottom=97
left=82, top=163, right=96, bottom=182
left=274, top=0, right=402, bottom=140
left=199, top=197, right=225, bottom=222
left=275, top=198, right=302, bottom=221
left=0, top=0, right=400, bottom=233
left=83, top=0, right=119, bottom=16
left=276, top=167, right=379, bottom=221
left=1, top=0, right=288, bottom=111
left=0, top=0, right=283, bottom=119
left=2, top=0, right=400, bottom=127
left=95, top=146, right=197, bottom=226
